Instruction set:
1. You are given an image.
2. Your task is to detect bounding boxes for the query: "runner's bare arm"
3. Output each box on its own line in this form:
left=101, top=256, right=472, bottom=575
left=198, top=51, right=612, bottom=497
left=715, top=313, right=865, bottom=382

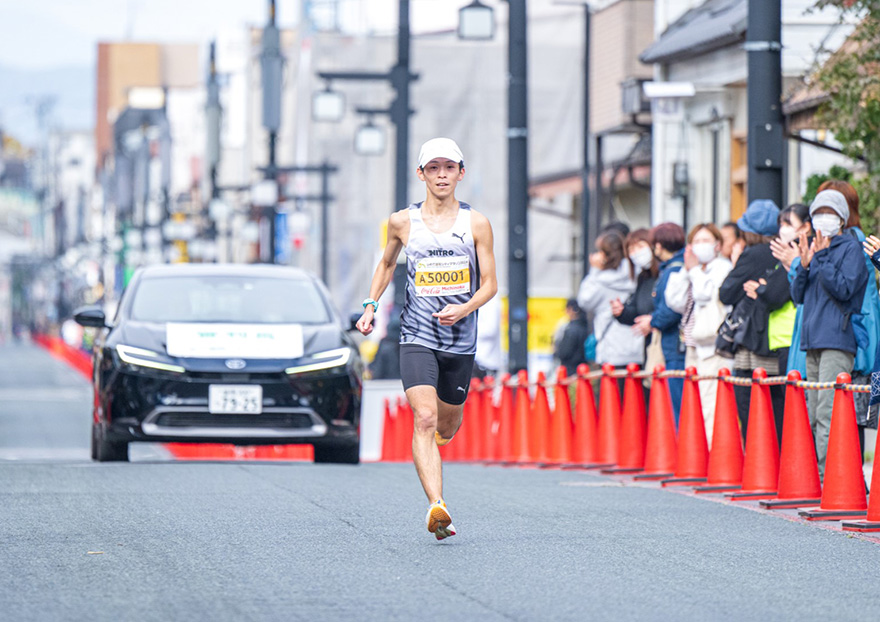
left=356, top=212, right=408, bottom=335
left=433, top=210, right=498, bottom=326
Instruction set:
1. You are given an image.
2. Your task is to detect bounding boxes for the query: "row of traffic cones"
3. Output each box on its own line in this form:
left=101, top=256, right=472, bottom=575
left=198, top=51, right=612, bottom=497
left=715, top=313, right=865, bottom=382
left=378, top=363, right=880, bottom=531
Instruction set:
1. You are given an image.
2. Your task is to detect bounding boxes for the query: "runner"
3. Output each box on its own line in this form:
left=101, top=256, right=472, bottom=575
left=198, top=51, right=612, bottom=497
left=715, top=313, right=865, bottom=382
left=356, top=138, right=498, bottom=541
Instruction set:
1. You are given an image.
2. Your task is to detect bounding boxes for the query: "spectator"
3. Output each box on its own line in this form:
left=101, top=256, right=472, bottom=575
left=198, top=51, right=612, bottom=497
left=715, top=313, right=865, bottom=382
left=577, top=230, right=643, bottom=369
left=720, top=222, right=741, bottom=261
left=611, top=228, right=659, bottom=364
left=648, top=222, right=687, bottom=419
left=555, top=298, right=590, bottom=376
left=475, top=294, right=503, bottom=378
left=601, top=220, right=631, bottom=240
left=719, top=200, right=790, bottom=445
left=817, top=180, right=880, bottom=454
left=769, top=204, right=812, bottom=377
left=791, top=189, right=869, bottom=479
left=664, top=223, right=732, bottom=443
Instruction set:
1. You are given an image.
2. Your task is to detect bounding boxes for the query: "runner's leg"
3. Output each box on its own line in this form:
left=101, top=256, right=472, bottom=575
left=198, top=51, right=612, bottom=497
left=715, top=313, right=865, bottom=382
left=406, top=384, right=444, bottom=502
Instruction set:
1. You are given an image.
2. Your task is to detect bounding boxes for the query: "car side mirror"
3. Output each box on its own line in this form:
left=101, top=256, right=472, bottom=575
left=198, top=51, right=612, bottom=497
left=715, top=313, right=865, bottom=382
left=348, top=312, right=362, bottom=332
left=74, top=306, right=108, bottom=329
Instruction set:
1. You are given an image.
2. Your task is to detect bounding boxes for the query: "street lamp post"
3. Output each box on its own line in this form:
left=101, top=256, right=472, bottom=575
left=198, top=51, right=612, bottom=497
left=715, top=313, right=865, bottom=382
left=507, top=0, right=529, bottom=374
left=746, top=0, right=783, bottom=207
left=260, top=0, right=283, bottom=263
left=315, top=0, right=416, bottom=214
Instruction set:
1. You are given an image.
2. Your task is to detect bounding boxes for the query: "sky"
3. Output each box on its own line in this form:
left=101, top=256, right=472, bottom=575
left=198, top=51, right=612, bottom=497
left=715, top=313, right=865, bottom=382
left=0, top=0, right=467, bottom=70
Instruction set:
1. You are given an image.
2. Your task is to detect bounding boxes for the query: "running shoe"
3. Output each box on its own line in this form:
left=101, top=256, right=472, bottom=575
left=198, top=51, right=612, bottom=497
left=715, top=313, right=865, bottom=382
left=426, top=499, right=457, bottom=540
left=434, top=431, right=453, bottom=446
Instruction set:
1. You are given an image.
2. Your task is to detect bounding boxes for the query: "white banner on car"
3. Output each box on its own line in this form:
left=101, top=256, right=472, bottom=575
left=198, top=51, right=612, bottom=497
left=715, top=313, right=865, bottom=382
left=166, top=323, right=304, bottom=359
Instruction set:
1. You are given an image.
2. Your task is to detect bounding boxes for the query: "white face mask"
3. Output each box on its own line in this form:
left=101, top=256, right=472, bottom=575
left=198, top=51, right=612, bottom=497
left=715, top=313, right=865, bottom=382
left=630, top=247, right=654, bottom=271
left=812, top=213, right=842, bottom=237
left=778, top=225, right=797, bottom=245
left=692, top=242, right=717, bottom=265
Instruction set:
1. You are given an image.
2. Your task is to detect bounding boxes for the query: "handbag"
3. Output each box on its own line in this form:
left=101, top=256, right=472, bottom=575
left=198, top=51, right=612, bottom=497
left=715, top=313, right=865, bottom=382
left=692, top=290, right=727, bottom=343
left=715, top=303, right=747, bottom=359
left=644, top=328, right=665, bottom=373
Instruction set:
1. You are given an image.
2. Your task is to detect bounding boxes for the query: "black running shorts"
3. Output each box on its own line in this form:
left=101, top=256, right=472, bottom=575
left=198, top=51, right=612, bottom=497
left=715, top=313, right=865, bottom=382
left=399, top=344, right=476, bottom=405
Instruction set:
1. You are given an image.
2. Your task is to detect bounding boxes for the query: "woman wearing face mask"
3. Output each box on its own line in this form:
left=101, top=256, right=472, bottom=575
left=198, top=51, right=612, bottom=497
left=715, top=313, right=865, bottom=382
left=577, top=230, right=644, bottom=369
left=663, top=224, right=732, bottom=443
left=719, top=200, right=791, bottom=446
left=769, top=204, right=812, bottom=377
left=611, top=228, right=659, bottom=359
left=791, top=189, right=869, bottom=480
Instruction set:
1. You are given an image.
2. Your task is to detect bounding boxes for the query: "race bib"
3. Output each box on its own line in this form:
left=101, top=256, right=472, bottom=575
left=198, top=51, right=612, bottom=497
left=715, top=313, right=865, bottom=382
left=415, top=256, right=470, bottom=297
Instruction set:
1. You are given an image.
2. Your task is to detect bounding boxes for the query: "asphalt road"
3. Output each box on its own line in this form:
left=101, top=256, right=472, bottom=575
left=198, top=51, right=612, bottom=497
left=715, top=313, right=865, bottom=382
left=2, top=342, right=880, bottom=621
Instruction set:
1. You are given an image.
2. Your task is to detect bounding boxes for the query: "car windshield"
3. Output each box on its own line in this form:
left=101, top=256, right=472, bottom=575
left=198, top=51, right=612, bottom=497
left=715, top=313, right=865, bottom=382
left=130, top=275, right=332, bottom=324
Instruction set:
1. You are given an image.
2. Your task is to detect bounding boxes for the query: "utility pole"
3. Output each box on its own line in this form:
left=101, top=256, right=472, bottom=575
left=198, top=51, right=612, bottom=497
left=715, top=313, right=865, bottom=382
left=261, top=0, right=283, bottom=263
left=581, top=5, right=592, bottom=279
left=206, top=41, right=221, bottom=202
left=746, top=0, right=783, bottom=207
left=507, top=0, right=529, bottom=373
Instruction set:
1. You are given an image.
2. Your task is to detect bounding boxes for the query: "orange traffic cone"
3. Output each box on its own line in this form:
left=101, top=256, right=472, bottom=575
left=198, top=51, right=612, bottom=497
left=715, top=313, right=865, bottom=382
left=400, top=397, right=415, bottom=462
left=603, top=363, right=646, bottom=474
left=531, top=371, right=552, bottom=464
left=760, top=371, right=822, bottom=509
left=497, top=373, right=515, bottom=463
left=726, top=368, right=779, bottom=500
left=799, top=374, right=868, bottom=520
left=695, top=369, right=743, bottom=493
left=663, top=366, right=709, bottom=486
left=634, top=365, right=677, bottom=480
left=595, top=363, right=621, bottom=468
left=566, top=364, right=601, bottom=468
left=511, top=369, right=533, bottom=464
left=547, top=367, right=574, bottom=465
left=381, top=398, right=398, bottom=462
left=843, top=400, right=880, bottom=531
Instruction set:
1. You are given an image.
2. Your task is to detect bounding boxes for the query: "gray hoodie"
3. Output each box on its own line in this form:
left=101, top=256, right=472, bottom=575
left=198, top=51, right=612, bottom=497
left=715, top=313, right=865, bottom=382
left=577, top=260, right=644, bottom=366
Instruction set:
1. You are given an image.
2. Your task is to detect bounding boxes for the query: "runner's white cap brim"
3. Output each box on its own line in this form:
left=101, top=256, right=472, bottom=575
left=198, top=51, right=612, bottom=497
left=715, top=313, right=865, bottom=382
left=418, top=138, right=464, bottom=168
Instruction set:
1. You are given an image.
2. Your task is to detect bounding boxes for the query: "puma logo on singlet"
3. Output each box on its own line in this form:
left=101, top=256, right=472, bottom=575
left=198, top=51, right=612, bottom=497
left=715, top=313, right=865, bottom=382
left=456, top=386, right=466, bottom=392
left=452, top=232, right=466, bottom=243
left=428, top=249, right=454, bottom=257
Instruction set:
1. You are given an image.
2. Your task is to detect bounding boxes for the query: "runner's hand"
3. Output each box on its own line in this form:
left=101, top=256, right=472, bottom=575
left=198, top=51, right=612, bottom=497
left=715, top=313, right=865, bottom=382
left=356, top=307, right=374, bottom=335
left=433, top=304, right=468, bottom=326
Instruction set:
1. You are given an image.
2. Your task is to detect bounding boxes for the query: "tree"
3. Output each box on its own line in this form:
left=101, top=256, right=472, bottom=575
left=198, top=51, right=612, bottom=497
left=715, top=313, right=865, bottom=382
left=813, top=1, right=880, bottom=233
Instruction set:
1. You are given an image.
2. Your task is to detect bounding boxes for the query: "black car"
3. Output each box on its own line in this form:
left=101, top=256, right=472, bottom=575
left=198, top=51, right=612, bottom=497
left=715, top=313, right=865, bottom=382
left=75, top=264, right=363, bottom=463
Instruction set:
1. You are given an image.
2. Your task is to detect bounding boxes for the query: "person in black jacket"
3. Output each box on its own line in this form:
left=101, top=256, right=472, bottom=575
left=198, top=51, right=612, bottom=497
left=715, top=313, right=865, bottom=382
left=555, top=299, right=590, bottom=376
left=611, top=228, right=659, bottom=401
left=719, top=200, right=791, bottom=444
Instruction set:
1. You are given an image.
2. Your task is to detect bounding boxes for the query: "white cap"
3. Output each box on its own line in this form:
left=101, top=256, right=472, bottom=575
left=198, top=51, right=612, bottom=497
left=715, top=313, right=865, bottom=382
left=417, top=137, right=464, bottom=169
left=809, top=189, right=850, bottom=223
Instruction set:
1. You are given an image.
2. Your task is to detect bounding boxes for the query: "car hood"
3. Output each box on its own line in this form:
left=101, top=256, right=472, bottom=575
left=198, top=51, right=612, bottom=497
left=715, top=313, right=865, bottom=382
left=112, top=321, right=349, bottom=372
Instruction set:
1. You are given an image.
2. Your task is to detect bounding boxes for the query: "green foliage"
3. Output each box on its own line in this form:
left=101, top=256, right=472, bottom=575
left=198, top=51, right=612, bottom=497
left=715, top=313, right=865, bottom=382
left=811, top=1, right=880, bottom=234
left=802, top=165, right=853, bottom=205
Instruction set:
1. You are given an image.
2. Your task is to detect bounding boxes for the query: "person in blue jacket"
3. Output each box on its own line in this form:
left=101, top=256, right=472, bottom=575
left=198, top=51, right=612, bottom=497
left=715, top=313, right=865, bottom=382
left=647, top=223, right=686, bottom=420
left=791, top=189, right=869, bottom=479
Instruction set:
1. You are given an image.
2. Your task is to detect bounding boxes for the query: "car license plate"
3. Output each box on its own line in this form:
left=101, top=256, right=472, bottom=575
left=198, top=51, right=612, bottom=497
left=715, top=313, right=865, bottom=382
left=208, top=385, right=262, bottom=414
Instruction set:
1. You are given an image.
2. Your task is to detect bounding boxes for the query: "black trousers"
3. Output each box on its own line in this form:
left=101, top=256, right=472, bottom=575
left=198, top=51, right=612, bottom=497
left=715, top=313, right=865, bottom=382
left=733, top=346, right=788, bottom=450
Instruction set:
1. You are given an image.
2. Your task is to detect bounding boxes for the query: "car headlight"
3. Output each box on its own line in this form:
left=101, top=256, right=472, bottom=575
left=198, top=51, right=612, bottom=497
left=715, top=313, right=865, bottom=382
left=116, top=344, right=186, bottom=374
left=285, top=347, right=352, bottom=375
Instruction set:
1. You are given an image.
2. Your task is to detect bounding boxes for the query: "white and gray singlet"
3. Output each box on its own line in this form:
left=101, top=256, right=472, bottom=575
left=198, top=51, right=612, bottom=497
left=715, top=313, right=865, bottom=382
left=400, top=201, right=479, bottom=355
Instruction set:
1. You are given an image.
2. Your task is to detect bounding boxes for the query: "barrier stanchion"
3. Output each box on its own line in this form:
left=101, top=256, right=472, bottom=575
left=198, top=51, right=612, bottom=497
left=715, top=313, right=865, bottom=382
left=595, top=363, right=621, bottom=468
left=547, top=367, right=573, bottom=466
left=760, top=371, right=821, bottom=509
left=695, top=368, right=743, bottom=493
left=511, top=370, right=533, bottom=464
left=843, top=413, right=880, bottom=531
left=602, top=363, right=646, bottom=474
left=565, top=364, right=602, bottom=468
left=726, top=369, right=779, bottom=500
left=663, top=366, right=709, bottom=486
left=531, top=371, right=552, bottom=465
left=634, top=365, right=677, bottom=481
left=799, top=374, right=868, bottom=521
left=497, top=373, right=515, bottom=463
left=480, top=376, right=496, bottom=462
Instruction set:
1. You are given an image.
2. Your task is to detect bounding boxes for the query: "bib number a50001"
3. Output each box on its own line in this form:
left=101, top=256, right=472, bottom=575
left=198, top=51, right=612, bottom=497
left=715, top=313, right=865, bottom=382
left=415, top=256, right=470, bottom=297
